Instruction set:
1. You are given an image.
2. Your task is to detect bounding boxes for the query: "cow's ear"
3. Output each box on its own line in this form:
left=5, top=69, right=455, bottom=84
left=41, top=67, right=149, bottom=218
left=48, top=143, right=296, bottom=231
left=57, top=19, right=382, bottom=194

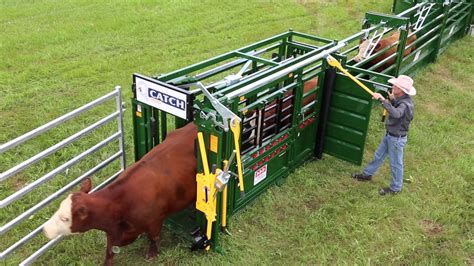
left=76, top=205, right=89, bottom=221
left=80, top=178, right=92, bottom=193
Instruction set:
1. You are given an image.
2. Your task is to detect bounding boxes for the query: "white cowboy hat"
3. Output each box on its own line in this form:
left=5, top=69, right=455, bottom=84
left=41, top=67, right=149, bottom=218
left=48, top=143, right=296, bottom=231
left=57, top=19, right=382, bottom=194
left=388, top=75, right=416, bottom=95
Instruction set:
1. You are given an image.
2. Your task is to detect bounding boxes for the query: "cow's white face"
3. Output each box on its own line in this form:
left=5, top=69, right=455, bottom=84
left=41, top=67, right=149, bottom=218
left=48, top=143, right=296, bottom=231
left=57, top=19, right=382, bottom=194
left=43, top=194, right=73, bottom=239
left=353, top=39, right=370, bottom=62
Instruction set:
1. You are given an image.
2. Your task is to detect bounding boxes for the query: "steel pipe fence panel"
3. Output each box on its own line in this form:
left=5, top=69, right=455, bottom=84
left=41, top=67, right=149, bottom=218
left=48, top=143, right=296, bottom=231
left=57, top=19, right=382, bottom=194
left=0, top=90, right=117, bottom=154
left=17, top=170, right=123, bottom=266
left=0, top=111, right=120, bottom=182
left=0, top=152, right=123, bottom=257
left=0, top=132, right=122, bottom=209
left=0, top=89, right=126, bottom=263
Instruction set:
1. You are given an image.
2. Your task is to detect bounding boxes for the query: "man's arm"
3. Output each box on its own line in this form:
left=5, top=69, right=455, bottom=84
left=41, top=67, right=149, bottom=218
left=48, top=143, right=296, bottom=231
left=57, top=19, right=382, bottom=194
left=372, top=92, right=407, bottom=118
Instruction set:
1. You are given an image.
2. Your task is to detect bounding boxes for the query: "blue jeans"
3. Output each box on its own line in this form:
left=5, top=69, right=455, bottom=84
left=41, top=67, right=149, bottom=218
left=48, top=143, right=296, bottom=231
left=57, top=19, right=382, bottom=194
left=363, top=133, right=408, bottom=191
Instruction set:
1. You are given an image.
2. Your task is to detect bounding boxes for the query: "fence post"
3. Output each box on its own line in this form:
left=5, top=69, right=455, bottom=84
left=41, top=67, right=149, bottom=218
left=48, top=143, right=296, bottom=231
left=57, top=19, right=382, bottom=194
left=433, top=2, right=450, bottom=62
left=393, top=23, right=409, bottom=77
left=115, top=86, right=126, bottom=171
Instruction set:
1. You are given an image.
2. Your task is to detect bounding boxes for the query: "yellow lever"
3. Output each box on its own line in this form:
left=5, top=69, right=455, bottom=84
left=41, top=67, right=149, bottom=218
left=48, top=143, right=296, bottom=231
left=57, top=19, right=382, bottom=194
left=230, top=118, right=245, bottom=195
left=221, top=160, right=228, bottom=231
left=196, top=132, right=218, bottom=251
left=326, top=55, right=374, bottom=96
left=327, top=55, right=389, bottom=121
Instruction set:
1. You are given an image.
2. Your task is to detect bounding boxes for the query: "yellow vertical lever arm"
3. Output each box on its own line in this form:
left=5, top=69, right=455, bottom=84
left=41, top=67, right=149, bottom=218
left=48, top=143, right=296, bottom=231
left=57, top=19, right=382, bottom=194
left=230, top=118, right=245, bottom=195
left=196, top=132, right=216, bottom=251
left=221, top=160, right=228, bottom=230
left=197, top=132, right=210, bottom=176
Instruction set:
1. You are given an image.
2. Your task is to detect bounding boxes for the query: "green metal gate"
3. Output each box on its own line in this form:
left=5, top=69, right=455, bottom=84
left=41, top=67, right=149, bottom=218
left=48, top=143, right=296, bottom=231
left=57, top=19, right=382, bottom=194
left=130, top=0, right=473, bottom=252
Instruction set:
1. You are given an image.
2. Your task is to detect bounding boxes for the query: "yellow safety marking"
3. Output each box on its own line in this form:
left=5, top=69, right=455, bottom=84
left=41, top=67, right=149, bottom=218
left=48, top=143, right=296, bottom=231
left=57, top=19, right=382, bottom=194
left=205, top=219, right=213, bottom=251
left=221, top=160, right=229, bottom=228
left=230, top=119, right=245, bottom=194
left=197, top=132, right=210, bottom=176
left=210, top=134, right=218, bottom=153
left=326, top=55, right=375, bottom=96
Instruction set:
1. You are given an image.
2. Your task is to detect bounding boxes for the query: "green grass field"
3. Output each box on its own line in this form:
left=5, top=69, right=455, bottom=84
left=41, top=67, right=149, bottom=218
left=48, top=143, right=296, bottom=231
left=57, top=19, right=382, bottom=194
left=1, top=0, right=473, bottom=265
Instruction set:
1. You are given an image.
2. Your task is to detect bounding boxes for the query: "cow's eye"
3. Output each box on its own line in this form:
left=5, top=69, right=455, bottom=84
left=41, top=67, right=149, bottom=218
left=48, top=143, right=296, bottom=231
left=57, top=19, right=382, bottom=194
left=60, top=216, right=70, bottom=222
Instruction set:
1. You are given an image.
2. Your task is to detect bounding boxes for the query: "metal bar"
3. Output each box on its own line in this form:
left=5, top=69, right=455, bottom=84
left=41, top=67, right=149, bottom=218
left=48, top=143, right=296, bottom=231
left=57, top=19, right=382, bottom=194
left=346, top=65, right=393, bottom=80
left=0, top=132, right=121, bottom=209
left=291, top=31, right=334, bottom=43
left=0, top=226, right=45, bottom=261
left=447, top=2, right=465, bottom=15
left=340, top=44, right=360, bottom=55
left=302, top=63, right=323, bottom=76
left=287, top=41, right=319, bottom=52
left=216, top=42, right=336, bottom=98
left=405, top=24, right=443, bottom=50
left=194, top=43, right=280, bottom=81
left=408, top=13, right=444, bottom=38
left=235, top=52, right=278, bottom=66
left=0, top=170, right=123, bottom=263
left=0, top=111, right=119, bottom=182
left=159, top=32, right=290, bottom=82
left=357, top=52, right=398, bottom=75
left=0, top=151, right=122, bottom=236
left=340, top=3, right=424, bottom=45
left=446, top=5, right=471, bottom=22
left=238, top=82, right=297, bottom=112
left=19, top=234, right=63, bottom=266
left=115, top=86, right=126, bottom=171
left=351, top=40, right=399, bottom=68
left=91, top=169, right=123, bottom=192
left=225, top=42, right=347, bottom=100
left=0, top=91, right=117, bottom=154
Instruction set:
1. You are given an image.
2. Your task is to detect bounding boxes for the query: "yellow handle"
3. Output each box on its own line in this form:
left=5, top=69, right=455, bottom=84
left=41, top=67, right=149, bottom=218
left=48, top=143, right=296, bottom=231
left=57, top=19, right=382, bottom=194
left=327, top=55, right=391, bottom=122
left=326, top=55, right=374, bottom=96
left=205, top=219, right=213, bottom=251
left=197, top=132, right=210, bottom=176
left=221, top=161, right=228, bottom=229
left=230, top=118, right=245, bottom=194
left=196, top=132, right=216, bottom=251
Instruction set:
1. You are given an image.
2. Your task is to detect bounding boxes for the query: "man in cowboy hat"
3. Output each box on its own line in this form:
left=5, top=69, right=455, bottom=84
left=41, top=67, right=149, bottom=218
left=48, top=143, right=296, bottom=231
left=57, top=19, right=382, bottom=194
left=352, top=75, right=416, bottom=195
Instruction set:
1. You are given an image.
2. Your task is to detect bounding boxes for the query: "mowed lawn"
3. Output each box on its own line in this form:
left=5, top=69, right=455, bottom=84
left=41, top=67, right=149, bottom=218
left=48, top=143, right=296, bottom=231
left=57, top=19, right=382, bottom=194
left=1, top=0, right=473, bottom=265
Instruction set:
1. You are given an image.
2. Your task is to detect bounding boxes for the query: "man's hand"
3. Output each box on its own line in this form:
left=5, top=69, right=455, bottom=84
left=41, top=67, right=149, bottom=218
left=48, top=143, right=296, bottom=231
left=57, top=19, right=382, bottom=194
left=372, top=92, right=385, bottom=101
left=388, top=90, right=395, bottom=100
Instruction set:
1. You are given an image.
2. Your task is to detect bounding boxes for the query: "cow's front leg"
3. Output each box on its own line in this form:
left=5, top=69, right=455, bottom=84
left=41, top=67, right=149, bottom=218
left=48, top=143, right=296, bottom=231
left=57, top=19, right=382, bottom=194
left=145, top=220, right=163, bottom=260
left=104, top=233, right=115, bottom=266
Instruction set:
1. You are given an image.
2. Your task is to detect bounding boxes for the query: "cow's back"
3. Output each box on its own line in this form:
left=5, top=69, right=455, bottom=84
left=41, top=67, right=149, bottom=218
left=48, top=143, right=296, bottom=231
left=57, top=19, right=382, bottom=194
left=102, top=123, right=197, bottom=217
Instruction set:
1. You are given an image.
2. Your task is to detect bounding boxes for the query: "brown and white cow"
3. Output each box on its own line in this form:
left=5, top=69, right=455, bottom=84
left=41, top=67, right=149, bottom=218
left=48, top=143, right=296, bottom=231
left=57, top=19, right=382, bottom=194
left=354, top=30, right=417, bottom=72
left=43, top=123, right=197, bottom=266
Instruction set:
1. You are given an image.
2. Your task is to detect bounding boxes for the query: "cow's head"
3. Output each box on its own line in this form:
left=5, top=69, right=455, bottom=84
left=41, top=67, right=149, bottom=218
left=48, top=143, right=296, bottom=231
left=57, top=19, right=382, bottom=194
left=353, top=39, right=382, bottom=62
left=43, top=178, right=92, bottom=239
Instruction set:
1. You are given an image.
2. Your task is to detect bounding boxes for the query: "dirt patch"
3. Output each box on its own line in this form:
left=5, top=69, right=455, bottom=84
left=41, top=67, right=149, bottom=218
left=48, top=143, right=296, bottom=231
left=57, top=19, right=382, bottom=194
left=13, top=178, right=28, bottom=191
left=420, top=219, right=443, bottom=236
left=304, top=197, right=321, bottom=212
